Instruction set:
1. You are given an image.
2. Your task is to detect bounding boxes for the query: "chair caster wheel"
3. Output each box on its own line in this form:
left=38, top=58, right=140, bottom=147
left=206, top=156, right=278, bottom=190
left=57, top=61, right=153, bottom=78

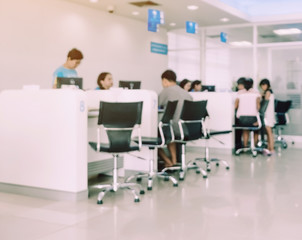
left=203, top=175, right=207, bottom=179
left=226, top=166, right=230, bottom=170
left=97, top=200, right=103, bottom=204
left=216, top=163, right=219, bottom=166
left=196, top=170, right=200, bottom=174
left=140, top=190, right=145, bottom=195
left=134, top=198, right=140, bottom=203
left=164, top=176, right=169, bottom=181
left=282, top=143, right=287, bottom=149
left=252, top=154, right=257, bottom=158
left=136, top=177, right=142, bottom=182
left=110, top=189, right=114, bottom=192
left=207, top=169, right=211, bottom=172
left=179, top=177, right=184, bottom=181
left=147, top=187, right=152, bottom=191
left=173, top=183, right=178, bottom=187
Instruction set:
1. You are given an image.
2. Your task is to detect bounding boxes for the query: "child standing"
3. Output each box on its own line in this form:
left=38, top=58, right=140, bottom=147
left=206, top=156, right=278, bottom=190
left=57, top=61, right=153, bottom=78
left=259, top=79, right=275, bottom=154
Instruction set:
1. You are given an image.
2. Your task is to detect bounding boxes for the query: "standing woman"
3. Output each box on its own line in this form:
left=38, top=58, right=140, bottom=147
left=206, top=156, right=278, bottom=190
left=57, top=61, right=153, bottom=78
left=259, top=79, right=275, bottom=154
left=96, top=72, right=113, bottom=90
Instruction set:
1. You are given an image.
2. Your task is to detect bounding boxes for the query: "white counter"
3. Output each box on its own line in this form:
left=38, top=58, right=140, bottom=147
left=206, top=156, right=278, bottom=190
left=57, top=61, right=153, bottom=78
left=0, top=89, right=88, bottom=200
left=189, top=92, right=234, bottom=149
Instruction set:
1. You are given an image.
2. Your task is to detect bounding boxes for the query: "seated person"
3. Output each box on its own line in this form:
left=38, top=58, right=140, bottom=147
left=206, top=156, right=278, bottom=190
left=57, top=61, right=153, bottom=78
left=234, top=78, right=261, bottom=148
left=158, top=70, right=193, bottom=168
left=53, top=48, right=83, bottom=88
left=190, top=80, right=202, bottom=92
left=96, top=72, right=113, bottom=90
left=179, top=79, right=191, bottom=92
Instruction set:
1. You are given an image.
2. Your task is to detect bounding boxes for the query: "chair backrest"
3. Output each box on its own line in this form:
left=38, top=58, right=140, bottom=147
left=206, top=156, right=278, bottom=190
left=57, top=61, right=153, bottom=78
left=161, top=100, right=178, bottom=124
left=274, top=100, right=291, bottom=126
left=98, top=101, right=143, bottom=127
left=275, top=100, right=291, bottom=113
left=97, top=101, right=143, bottom=152
left=178, top=100, right=208, bottom=141
left=158, top=101, right=178, bottom=146
left=275, top=100, right=291, bottom=125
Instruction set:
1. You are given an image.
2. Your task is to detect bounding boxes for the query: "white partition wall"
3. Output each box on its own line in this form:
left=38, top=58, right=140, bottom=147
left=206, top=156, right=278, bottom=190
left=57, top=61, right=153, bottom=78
left=0, top=90, right=88, bottom=200
left=189, top=92, right=234, bottom=149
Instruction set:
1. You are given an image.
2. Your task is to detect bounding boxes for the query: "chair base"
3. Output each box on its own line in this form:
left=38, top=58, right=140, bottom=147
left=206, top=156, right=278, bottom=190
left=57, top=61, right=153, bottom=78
left=192, top=157, right=230, bottom=172
left=89, top=154, right=144, bottom=204
left=126, top=171, right=178, bottom=190
left=235, top=146, right=272, bottom=157
left=90, top=182, right=145, bottom=204
left=275, top=137, right=288, bottom=149
left=161, top=143, right=208, bottom=180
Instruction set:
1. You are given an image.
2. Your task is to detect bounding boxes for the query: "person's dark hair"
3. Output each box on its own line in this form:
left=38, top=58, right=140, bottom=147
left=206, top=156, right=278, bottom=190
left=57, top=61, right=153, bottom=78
left=190, top=80, right=201, bottom=91
left=237, top=77, right=246, bottom=85
left=259, top=78, right=271, bottom=88
left=161, top=70, right=176, bottom=82
left=97, top=72, right=110, bottom=89
left=179, top=79, right=190, bottom=89
left=244, top=78, right=253, bottom=90
left=67, top=48, right=83, bottom=60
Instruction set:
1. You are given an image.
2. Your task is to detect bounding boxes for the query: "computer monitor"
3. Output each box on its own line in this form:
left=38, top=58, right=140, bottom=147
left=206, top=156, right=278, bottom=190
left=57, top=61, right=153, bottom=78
left=56, top=77, right=83, bottom=89
left=119, top=81, right=141, bottom=89
left=202, top=85, right=215, bottom=92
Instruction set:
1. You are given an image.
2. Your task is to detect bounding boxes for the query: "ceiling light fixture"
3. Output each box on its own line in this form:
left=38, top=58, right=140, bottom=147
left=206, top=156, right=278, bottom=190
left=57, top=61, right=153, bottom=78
left=273, top=28, right=302, bottom=35
left=187, top=5, right=199, bottom=10
left=132, top=11, right=140, bottom=16
left=229, top=41, right=252, bottom=47
left=220, top=18, right=230, bottom=22
left=169, top=23, right=176, bottom=27
left=89, top=0, right=98, bottom=3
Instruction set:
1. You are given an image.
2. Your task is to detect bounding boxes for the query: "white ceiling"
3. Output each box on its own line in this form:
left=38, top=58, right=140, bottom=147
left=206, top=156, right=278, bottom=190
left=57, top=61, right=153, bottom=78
left=60, top=0, right=249, bottom=30
left=59, top=0, right=302, bottom=42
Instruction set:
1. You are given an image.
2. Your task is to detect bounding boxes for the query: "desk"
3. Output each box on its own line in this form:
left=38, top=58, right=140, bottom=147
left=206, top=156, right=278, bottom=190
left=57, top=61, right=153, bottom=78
left=0, top=89, right=87, bottom=201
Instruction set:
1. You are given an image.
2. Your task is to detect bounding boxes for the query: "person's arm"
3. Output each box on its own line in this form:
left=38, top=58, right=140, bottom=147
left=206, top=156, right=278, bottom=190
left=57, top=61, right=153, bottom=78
left=256, top=96, right=261, bottom=111
left=53, top=77, right=57, bottom=89
left=158, top=90, right=167, bottom=109
left=234, top=98, right=239, bottom=110
left=264, top=90, right=271, bottom=100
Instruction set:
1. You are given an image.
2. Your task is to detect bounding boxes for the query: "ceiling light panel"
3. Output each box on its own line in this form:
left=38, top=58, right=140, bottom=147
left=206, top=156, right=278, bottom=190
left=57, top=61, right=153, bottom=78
left=273, top=28, right=302, bottom=35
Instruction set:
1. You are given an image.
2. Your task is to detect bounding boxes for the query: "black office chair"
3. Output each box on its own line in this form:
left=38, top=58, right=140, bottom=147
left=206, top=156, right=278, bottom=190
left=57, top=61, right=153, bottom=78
left=125, top=101, right=179, bottom=190
left=234, top=115, right=265, bottom=157
left=274, top=100, right=292, bottom=149
left=161, top=100, right=208, bottom=180
left=189, top=105, right=231, bottom=173
left=89, top=101, right=145, bottom=204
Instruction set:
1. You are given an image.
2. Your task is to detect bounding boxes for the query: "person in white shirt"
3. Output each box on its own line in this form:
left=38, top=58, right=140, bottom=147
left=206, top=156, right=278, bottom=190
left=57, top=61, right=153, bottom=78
left=235, top=78, right=261, bottom=148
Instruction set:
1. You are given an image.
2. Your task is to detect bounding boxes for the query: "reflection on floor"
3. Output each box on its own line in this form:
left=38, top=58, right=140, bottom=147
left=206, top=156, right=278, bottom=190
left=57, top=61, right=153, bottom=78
left=1, top=146, right=302, bottom=240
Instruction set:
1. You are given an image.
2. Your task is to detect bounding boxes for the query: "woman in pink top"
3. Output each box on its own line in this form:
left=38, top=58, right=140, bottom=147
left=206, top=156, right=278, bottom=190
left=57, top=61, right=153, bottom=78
left=235, top=78, right=261, bottom=148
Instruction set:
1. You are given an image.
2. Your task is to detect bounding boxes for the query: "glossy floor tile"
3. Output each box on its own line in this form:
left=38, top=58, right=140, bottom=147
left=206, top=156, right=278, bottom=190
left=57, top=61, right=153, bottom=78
left=1, top=146, right=302, bottom=240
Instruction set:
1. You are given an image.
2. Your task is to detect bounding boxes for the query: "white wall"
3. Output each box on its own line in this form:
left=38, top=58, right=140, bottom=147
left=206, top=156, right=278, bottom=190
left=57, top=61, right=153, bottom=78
left=0, top=0, right=168, bottom=93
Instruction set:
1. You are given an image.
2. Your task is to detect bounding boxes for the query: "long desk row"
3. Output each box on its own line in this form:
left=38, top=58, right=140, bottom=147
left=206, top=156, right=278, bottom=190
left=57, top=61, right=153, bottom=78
left=0, top=89, right=234, bottom=201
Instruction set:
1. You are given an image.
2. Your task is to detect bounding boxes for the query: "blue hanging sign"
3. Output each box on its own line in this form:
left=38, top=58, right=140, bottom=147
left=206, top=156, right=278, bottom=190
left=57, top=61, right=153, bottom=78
left=148, top=9, right=164, bottom=32
left=151, top=42, right=168, bottom=55
left=220, top=32, right=228, bottom=43
left=186, top=21, right=198, bottom=34
left=148, top=22, right=158, bottom=32
left=148, top=9, right=164, bottom=24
